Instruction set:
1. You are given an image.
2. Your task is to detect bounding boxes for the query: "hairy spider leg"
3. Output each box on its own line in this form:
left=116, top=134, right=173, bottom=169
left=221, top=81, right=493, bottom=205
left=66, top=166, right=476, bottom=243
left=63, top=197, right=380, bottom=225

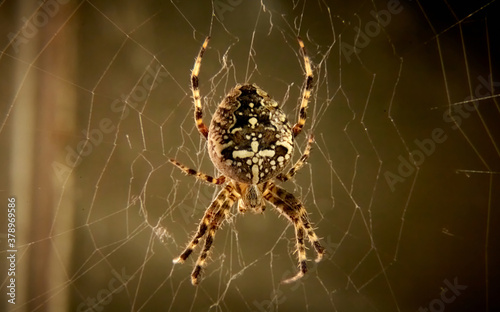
left=263, top=183, right=324, bottom=284
left=173, top=184, right=235, bottom=264
left=174, top=36, right=321, bottom=285
left=169, top=158, right=226, bottom=185
left=292, top=37, right=314, bottom=138
left=277, top=133, right=314, bottom=182
left=172, top=184, right=239, bottom=285
left=190, top=185, right=239, bottom=285
left=191, top=36, right=211, bottom=139
left=270, top=183, right=325, bottom=262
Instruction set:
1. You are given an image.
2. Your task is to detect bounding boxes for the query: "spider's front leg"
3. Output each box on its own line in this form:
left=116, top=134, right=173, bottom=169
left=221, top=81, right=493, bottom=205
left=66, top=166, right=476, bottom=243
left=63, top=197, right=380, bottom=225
left=263, top=182, right=324, bottom=284
left=173, top=183, right=239, bottom=285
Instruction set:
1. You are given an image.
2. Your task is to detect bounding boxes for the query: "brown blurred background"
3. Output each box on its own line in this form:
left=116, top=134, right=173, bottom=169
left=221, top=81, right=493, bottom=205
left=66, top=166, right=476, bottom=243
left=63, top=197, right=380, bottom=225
left=1, top=0, right=499, bottom=311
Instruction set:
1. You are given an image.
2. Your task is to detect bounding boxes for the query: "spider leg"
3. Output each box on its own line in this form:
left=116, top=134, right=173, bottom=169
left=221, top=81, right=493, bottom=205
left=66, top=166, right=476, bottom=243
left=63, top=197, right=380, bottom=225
left=173, top=184, right=235, bottom=264
left=292, top=37, right=314, bottom=138
left=191, top=36, right=210, bottom=139
left=277, top=133, right=314, bottom=182
left=191, top=190, right=238, bottom=285
left=263, top=183, right=324, bottom=284
left=285, top=217, right=307, bottom=284
left=169, top=158, right=226, bottom=185
left=173, top=184, right=239, bottom=285
left=191, top=184, right=239, bottom=285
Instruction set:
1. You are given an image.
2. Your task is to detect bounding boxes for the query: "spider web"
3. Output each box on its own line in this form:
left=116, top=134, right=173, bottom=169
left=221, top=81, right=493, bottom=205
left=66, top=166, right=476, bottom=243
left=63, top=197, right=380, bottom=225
left=1, top=0, right=499, bottom=311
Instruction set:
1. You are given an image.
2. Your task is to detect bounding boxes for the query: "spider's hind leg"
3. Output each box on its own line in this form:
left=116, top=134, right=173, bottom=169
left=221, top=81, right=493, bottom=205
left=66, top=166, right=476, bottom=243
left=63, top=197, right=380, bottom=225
left=191, top=36, right=211, bottom=139
left=292, top=37, right=314, bottom=138
left=277, top=133, right=314, bottom=182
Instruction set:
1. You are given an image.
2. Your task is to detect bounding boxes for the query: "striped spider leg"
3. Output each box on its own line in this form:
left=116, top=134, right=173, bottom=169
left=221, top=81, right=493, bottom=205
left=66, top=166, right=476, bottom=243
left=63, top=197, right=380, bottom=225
left=171, top=35, right=323, bottom=285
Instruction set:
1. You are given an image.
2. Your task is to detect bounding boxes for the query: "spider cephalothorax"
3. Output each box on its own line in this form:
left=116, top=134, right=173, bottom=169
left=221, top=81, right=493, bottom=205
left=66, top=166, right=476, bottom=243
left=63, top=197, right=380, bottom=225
left=170, top=36, right=324, bottom=285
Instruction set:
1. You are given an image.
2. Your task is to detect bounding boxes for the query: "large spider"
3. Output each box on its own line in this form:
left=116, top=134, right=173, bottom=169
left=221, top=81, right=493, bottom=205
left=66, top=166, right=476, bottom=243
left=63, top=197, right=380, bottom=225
left=171, top=36, right=324, bottom=285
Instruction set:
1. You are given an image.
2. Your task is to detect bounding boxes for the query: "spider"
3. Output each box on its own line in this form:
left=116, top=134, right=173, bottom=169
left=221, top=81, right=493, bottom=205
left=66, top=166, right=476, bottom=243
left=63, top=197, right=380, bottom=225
left=171, top=36, right=324, bottom=285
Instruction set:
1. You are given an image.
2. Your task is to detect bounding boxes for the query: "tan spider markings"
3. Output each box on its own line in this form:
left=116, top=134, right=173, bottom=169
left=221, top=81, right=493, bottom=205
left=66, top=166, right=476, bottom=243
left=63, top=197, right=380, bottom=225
left=171, top=36, right=324, bottom=285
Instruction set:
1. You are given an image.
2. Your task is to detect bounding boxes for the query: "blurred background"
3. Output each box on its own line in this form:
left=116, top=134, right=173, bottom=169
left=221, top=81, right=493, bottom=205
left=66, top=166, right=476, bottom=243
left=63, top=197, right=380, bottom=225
left=1, top=0, right=499, bottom=311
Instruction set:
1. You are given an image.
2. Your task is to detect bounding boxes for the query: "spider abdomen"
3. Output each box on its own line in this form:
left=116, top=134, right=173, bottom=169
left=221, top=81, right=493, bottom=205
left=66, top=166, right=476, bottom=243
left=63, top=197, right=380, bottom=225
left=208, top=84, right=293, bottom=185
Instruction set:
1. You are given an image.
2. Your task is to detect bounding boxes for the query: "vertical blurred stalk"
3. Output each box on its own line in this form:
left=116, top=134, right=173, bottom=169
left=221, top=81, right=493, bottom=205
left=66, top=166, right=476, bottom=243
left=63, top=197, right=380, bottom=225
left=10, top=0, right=37, bottom=310
left=10, top=1, right=77, bottom=311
